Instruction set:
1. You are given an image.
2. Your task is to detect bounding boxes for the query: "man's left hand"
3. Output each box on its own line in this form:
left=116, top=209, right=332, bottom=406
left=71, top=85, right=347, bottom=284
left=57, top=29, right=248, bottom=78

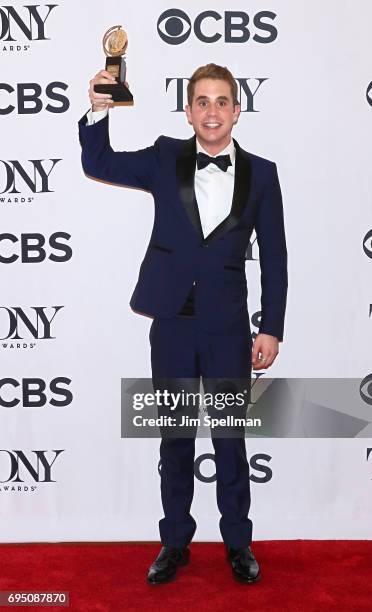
left=251, top=333, right=279, bottom=370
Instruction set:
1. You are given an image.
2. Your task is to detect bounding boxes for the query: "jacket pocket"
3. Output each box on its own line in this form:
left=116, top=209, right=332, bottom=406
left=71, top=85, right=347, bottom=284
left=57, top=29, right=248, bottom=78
left=150, top=244, right=173, bottom=253
left=224, top=264, right=244, bottom=272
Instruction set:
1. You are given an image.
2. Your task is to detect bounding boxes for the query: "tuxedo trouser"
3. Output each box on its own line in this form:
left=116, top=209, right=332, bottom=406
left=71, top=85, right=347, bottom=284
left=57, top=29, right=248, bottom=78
left=149, top=314, right=253, bottom=549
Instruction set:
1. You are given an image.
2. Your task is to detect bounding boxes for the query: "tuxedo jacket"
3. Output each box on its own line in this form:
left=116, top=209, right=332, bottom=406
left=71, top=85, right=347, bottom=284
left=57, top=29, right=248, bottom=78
left=78, top=113, right=288, bottom=340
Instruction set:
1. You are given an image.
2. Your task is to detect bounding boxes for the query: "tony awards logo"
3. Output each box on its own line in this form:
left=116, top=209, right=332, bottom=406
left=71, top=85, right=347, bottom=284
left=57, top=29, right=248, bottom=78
left=94, top=25, right=133, bottom=102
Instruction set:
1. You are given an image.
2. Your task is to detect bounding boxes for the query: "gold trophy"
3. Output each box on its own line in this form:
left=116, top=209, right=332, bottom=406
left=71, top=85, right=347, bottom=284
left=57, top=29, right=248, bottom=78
left=94, top=25, right=133, bottom=102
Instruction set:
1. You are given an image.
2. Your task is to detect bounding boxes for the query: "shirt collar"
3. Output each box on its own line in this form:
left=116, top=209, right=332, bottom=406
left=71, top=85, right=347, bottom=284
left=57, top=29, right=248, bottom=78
left=196, top=138, right=236, bottom=165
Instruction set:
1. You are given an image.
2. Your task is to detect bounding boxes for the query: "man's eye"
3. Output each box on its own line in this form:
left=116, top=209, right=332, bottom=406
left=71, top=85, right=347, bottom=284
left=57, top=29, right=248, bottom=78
left=199, top=101, right=207, bottom=107
left=218, top=101, right=226, bottom=107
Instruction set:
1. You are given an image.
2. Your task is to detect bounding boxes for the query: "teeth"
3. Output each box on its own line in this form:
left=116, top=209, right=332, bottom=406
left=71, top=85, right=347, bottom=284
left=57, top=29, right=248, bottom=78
left=205, top=123, right=220, bottom=127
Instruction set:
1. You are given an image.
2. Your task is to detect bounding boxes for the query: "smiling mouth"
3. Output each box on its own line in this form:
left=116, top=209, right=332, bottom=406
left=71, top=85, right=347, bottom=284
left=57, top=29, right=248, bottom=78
left=203, top=122, right=222, bottom=129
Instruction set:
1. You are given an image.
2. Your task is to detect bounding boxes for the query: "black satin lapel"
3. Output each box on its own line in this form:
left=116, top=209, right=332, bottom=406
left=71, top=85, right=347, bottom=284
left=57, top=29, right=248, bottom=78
left=176, top=135, right=204, bottom=241
left=204, top=139, right=252, bottom=243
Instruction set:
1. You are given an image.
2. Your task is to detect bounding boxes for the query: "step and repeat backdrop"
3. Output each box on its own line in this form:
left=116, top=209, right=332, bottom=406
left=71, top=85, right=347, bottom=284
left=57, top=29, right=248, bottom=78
left=1, top=0, right=372, bottom=542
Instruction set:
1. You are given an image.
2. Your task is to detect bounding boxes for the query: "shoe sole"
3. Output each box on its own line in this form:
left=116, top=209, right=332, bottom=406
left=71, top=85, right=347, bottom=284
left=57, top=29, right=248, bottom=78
left=232, top=571, right=261, bottom=584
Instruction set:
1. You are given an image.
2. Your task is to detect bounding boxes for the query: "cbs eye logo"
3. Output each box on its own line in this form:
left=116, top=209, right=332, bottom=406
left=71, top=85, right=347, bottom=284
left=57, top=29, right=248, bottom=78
left=363, top=229, right=372, bottom=259
left=367, top=82, right=372, bottom=107
left=157, top=9, right=191, bottom=45
left=360, top=374, right=372, bottom=406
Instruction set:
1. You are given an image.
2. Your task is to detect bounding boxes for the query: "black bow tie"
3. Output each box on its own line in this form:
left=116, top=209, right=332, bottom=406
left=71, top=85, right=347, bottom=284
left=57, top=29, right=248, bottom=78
left=196, top=151, right=232, bottom=172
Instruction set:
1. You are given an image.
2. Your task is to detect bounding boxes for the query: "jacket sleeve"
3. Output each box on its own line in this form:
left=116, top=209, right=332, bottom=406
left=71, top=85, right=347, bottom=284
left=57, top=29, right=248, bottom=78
left=254, top=162, right=288, bottom=342
left=78, top=111, right=158, bottom=192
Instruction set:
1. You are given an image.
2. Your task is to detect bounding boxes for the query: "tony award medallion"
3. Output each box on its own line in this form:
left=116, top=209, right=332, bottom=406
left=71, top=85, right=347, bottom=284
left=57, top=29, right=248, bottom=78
left=94, top=25, right=133, bottom=102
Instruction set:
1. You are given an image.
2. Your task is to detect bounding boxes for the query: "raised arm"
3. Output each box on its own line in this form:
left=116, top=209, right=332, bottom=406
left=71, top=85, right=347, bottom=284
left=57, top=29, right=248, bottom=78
left=78, top=70, right=158, bottom=191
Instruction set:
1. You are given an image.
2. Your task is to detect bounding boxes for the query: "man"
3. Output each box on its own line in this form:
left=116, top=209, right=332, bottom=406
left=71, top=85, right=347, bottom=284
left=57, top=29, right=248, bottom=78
left=78, top=63, right=288, bottom=584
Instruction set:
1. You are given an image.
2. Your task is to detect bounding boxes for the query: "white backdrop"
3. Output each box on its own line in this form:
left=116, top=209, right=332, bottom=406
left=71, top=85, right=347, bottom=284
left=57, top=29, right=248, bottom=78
left=1, top=0, right=372, bottom=542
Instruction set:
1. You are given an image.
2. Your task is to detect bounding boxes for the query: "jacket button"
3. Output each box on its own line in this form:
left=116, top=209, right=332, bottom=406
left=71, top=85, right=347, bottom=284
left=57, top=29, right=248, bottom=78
left=201, top=243, right=209, bottom=248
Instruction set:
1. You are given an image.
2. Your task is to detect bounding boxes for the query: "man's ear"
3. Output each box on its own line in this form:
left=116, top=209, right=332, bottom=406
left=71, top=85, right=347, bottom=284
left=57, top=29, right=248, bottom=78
left=233, top=103, right=241, bottom=124
left=185, top=104, right=193, bottom=125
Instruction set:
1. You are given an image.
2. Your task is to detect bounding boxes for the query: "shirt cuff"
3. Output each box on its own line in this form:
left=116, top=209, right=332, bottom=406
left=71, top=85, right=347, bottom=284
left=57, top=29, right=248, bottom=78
left=86, top=108, right=108, bottom=126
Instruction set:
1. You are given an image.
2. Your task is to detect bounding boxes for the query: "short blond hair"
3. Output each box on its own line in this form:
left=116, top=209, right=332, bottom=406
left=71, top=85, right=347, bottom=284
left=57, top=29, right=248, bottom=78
left=187, top=63, right=238, bottom=106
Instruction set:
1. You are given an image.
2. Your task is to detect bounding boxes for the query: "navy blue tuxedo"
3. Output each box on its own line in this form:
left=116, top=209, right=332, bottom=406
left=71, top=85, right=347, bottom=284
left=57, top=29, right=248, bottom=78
left=78, top=111, right=288, bottom=548
left=78, top=113, right=287, bottom=340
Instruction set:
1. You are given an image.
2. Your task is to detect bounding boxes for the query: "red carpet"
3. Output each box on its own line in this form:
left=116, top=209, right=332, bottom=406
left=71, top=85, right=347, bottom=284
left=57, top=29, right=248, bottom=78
left=0, top=541, right=371, bottom=611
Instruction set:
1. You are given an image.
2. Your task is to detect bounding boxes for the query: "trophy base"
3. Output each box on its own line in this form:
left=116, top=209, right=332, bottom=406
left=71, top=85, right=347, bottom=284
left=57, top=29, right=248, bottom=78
left=94, top=83, right=133, bottom=102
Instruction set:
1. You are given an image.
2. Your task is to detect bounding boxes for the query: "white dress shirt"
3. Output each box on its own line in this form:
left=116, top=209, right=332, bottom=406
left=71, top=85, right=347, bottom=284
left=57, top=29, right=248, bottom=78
left=86, top=108, right=107, bottom=125
left=86, top=109, right=235, bottom=237
left=194, top=139, right=235, bottom=238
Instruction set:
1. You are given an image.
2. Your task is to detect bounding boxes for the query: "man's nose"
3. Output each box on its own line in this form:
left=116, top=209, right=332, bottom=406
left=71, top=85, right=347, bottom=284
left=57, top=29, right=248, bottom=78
left=206, top=103, right=219, bottom=115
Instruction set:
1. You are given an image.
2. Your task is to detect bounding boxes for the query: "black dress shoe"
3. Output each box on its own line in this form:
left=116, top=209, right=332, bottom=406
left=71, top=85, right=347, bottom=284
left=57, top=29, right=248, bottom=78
left=227, top=546, right=260, bottom=583
left=147, top=546, right=190, bottom=584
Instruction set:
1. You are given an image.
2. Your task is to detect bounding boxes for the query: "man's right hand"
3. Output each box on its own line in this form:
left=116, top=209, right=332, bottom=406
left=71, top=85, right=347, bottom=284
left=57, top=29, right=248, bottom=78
left=89, top=70, right=131, bottom=111
left=88, top=70, right=115, bottom=112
